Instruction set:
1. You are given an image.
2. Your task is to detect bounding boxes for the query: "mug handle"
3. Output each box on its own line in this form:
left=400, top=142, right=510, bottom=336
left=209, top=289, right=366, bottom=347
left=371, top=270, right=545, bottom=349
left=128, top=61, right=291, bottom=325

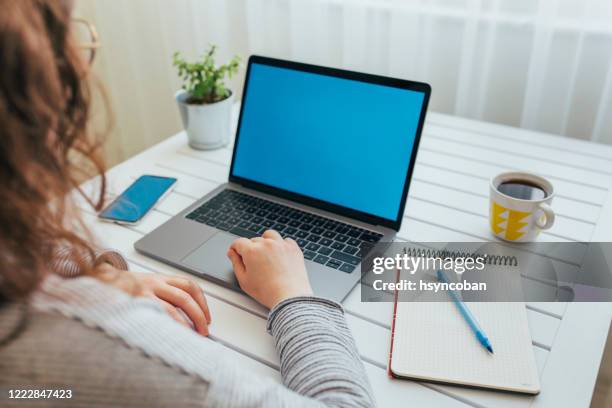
left=536, top=203, right=555, bottom=230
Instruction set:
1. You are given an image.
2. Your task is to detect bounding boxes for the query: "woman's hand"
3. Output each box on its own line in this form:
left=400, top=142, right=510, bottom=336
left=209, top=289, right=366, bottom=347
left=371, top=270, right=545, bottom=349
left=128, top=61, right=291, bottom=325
left=227, top=230, right=313, bottom=309
left=96, top=265, right=212, bottom=336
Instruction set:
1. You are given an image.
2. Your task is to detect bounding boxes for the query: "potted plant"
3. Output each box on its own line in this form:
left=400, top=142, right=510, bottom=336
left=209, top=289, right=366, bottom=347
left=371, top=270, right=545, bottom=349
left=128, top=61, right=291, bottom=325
left=173, top=46, right=240, bottom=150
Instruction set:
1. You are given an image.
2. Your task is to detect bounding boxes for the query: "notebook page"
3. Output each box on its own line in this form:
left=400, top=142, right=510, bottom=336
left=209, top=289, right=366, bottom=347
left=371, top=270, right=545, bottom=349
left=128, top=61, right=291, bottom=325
left=391, top=300, right=540, bottom=392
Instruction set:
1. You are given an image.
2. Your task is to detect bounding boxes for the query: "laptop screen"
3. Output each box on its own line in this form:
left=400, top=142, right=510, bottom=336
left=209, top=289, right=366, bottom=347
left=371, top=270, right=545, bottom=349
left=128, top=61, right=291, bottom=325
left=231, top=60, right=426, bottom=224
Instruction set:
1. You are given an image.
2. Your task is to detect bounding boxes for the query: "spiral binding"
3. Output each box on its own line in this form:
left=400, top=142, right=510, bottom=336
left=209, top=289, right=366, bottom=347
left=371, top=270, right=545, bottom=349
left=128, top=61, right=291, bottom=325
left=403, top=247, right=518, bottom=267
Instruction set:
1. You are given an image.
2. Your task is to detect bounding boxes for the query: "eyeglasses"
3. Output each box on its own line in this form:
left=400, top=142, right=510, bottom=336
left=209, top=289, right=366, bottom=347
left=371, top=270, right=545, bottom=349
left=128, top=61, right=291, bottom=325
left=71, top=17, right=100, bottom=66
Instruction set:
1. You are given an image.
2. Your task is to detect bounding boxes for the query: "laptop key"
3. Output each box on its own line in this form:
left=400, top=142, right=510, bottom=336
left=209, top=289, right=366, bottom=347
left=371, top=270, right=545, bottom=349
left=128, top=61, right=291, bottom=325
left=330, top=250, right=360, bottom=265
left=339, top=263, right=356, bottom=273
left=343, top=246, right=358, bottom=255
left=297, top=239, right=308, bottom=248
left=248, top=224, right=262, bottom=233
left=217, top=223, right=232, bottom=231
left=308, top=234, right=321, bottom=243
left=239, top=221, right=250, bottom=228
left=312, top=227, right=324, bottom=235
left=319, top=238, right=333, bottom=247
left=299, top=223, right=313, bottom=231
left=229, top=227, right=258, bottom=239
left=313, top=255, right=329, bottom=265
left=318, top=246, right=332, bottom=256
left=331, top=242, right=344, bottom=250
left=303, top=250, right=316, bottom=260
left=186, top=212, right=198, bottom=220
left=306, top=243, right=320, bottom=251
left=360, top=233, right=381, bottom=242
left=347, top=229, right=361, bottom=238
left=335, top=226, right=349, bottom=234
left=347, top=238, right=360, bottom=247
left=296, top=230, right=308, bottom=238
left=326, top=259, right=341, bottom=269
left=336, top=235, right=349, bottom=243
left=262, top=220, right=274, bottom=228
left=323, top=231, right=336, bottom=239
left=285, top=227, right=297, bottom=235
left=206, top=201, right=222, bottom=210
left=272, top=223, right=286, bottom=232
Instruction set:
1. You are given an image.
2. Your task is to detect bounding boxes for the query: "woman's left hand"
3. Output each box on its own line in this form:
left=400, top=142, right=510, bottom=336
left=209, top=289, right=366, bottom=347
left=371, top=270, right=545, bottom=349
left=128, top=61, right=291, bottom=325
left=97, top=266, right=212, bottom=336
left=132, top=272, right=212, bottom=336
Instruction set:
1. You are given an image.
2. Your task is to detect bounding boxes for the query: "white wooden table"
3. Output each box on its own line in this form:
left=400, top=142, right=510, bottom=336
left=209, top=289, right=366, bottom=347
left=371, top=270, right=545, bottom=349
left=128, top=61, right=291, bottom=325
left=78, top=107, right=612, bottom=408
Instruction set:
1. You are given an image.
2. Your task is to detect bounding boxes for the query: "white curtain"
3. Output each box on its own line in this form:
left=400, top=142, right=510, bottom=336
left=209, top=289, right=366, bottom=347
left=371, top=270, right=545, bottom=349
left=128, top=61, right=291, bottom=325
left=75, top=0, right=612, bottom=165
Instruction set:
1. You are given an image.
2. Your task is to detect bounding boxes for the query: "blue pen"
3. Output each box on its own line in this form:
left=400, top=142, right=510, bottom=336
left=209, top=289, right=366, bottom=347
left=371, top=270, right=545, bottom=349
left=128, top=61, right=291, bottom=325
left=437, top=270, right=494, bottom=354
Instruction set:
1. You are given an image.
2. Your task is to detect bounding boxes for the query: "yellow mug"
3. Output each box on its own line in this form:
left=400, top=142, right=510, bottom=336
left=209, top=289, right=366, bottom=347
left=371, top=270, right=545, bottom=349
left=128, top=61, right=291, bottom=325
left=489, top=172, right=555, bottom=242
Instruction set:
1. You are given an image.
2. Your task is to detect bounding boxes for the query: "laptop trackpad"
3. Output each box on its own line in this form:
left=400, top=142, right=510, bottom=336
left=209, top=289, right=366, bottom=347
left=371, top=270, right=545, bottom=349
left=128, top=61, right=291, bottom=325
left=182, top=232, right=239, bottom=287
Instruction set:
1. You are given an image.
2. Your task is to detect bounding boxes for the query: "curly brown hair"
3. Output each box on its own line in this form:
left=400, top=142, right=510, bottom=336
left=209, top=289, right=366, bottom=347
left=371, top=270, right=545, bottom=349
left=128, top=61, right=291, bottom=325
left=0, top=0, right=107, bottom=300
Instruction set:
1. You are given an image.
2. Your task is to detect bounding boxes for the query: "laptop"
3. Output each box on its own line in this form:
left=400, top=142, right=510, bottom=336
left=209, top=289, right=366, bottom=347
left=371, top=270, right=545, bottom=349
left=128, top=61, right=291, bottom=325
left=134, top=55, right=430, bottom=302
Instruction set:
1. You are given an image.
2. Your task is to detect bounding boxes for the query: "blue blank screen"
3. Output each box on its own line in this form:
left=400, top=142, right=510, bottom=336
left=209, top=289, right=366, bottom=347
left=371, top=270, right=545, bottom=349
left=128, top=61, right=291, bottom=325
left=100, top=176, right=175, bottom=222
left=232, top=63, right=425, bottom=221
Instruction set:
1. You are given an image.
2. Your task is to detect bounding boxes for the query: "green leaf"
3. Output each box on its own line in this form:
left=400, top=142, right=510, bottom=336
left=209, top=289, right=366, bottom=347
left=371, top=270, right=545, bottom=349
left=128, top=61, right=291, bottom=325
left=172, top=45, right=241, bottom=103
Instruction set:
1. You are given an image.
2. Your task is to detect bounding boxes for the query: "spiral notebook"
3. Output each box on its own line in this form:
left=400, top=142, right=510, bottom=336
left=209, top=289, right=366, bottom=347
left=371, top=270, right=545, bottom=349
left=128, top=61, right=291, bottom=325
left=388, top=247, right=541, bottom=394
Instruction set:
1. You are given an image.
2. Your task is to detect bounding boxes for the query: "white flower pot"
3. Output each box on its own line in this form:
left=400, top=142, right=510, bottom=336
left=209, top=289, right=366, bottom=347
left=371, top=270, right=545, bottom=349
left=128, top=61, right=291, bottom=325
left=175, top=89, right=233, bottom=150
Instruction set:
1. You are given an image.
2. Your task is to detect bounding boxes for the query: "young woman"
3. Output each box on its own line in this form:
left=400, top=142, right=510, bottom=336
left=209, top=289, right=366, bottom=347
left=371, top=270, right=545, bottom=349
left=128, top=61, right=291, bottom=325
left=0, top=1, right=374, bottom=407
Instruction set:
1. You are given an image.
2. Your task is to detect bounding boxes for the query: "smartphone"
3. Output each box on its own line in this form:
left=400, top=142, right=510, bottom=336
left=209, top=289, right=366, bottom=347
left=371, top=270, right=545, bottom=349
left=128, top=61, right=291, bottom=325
left=98, top=175, right=177, bottom=225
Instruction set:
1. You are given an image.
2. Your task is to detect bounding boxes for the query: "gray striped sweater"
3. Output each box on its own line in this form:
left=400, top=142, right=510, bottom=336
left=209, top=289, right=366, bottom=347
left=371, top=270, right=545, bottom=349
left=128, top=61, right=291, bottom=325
left=0, top=273, right=375, bottom=407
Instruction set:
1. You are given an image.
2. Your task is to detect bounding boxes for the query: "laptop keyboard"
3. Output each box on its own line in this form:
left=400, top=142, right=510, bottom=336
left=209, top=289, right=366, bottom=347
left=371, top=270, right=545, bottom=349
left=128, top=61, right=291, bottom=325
left=185, top=189, right=383, bottom=273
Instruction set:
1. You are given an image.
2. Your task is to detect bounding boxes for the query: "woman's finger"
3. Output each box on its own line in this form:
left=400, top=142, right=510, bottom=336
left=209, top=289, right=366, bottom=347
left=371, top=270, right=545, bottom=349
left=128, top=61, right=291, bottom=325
left=230, top=237, right=253, bottom=255
left=166, top=277, right=211, bottom=324
left=156, top=298, right=191, bottom=328
left=153, top=284, right=209, bottom=336
left=262, top=229, right=282, bottom=241
left=227, top=248, right=246, bottom=278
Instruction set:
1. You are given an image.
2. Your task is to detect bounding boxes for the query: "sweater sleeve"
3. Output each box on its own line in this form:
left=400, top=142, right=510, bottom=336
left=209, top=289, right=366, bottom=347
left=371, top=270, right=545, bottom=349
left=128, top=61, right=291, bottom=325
left=266, top=296, right=376, bottom=408
left=50, top=246, right=129, bottom=277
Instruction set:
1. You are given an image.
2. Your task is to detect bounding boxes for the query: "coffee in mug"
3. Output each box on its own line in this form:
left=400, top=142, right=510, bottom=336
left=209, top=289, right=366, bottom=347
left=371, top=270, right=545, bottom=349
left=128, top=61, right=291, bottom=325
left=490, top=172, right=555, bottom=242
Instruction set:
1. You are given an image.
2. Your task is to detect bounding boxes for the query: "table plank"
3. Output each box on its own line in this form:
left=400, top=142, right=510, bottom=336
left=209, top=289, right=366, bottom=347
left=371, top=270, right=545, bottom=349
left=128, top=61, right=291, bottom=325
left=424, top=124, right=612, bottom=173
left=416, top=150, right=609, bottom=205
left=427, top=112, right=612, bottom=161
left=529, top=303, right=612, bottom=408
left=407, top=181, right=594, bottom=242
left=592, top=178, right=612, bottom=242
left=411, top=165, right=601, bottom=224
left=419, top=136, right=611, bottom=188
